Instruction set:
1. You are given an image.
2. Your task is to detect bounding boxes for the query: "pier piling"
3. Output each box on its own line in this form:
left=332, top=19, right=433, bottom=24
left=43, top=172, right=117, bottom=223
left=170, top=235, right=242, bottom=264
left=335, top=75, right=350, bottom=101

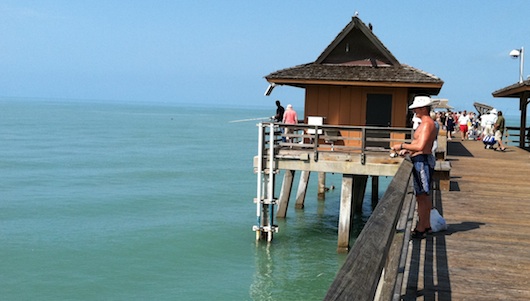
left=295, top=170, right=310, bottom=209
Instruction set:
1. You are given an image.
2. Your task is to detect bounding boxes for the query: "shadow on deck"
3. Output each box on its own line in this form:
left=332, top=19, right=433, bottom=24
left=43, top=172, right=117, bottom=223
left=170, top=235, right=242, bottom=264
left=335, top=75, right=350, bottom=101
left=401, top=187, right=485, bottom=301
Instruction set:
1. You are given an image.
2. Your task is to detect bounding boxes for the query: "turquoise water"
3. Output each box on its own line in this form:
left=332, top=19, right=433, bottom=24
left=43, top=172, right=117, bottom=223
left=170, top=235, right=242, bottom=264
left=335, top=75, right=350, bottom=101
left=1, top=99, right=384, bottom=300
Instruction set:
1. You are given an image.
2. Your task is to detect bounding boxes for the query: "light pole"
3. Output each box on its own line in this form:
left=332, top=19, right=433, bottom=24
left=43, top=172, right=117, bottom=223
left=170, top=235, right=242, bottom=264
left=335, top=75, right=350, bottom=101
left=509, top=47, right=524, bottom=83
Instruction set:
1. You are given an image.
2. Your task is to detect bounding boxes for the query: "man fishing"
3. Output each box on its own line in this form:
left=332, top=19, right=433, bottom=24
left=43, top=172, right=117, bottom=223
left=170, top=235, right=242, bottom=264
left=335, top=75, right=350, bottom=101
left=392, top=96, right=438, bottom=239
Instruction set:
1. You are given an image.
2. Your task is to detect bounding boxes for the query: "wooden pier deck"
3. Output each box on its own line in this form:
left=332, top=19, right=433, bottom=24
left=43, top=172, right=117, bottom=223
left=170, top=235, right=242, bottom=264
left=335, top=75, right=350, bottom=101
left=402, top=140, right=530, bottom=300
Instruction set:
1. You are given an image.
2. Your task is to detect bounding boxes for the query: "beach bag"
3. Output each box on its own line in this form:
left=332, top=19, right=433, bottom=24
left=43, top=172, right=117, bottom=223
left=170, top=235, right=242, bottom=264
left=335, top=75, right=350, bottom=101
left=430, top=208, right=448, bottom=232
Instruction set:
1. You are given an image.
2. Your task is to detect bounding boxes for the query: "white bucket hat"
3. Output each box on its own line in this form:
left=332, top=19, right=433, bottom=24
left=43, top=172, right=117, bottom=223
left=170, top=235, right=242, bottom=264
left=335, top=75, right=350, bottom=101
left=409, top=96, right=434, bottom=109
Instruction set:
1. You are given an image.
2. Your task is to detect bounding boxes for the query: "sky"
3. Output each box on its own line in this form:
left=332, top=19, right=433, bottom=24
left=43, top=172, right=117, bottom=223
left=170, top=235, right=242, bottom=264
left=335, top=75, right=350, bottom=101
left=1, top=1, right=529, bottom=115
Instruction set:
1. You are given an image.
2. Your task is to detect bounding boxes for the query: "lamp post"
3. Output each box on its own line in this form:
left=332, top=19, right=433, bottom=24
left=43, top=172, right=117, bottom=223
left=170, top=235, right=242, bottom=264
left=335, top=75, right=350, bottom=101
left=509, top=47, right=524, bottom=83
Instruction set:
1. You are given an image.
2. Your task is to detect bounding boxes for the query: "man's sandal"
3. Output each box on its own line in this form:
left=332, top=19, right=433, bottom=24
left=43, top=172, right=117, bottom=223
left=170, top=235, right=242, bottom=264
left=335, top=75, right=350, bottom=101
left=411, top=229, right=426, bottom=239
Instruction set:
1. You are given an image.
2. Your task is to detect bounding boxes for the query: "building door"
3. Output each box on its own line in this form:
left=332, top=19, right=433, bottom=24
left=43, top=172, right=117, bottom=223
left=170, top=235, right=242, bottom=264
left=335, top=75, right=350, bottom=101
left=366, top=93, right=392, bottom=126
left=365, top=94, right=392, bottom=149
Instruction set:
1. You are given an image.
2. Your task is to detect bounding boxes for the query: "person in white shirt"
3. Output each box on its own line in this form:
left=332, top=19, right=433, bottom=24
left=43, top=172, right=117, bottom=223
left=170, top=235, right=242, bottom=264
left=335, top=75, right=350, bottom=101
left=458, top=110, right=470, bottom=141
left=412, top=113, right=422, bottom=130
left=480, top=109, right=497, bottom=138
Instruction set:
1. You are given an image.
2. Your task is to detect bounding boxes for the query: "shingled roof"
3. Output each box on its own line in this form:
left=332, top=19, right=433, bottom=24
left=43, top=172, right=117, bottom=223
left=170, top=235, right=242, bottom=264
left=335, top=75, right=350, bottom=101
left=266, top=63, right=442, bottom=86
left=265, top=16, right=443, bottom=93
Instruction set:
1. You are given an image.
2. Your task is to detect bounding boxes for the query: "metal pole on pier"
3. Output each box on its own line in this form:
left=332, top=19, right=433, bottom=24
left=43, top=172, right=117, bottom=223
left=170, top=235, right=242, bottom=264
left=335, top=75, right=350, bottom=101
left=254, top=123, right=264, bottom=240
left=253, top=123, right=279, bottom=242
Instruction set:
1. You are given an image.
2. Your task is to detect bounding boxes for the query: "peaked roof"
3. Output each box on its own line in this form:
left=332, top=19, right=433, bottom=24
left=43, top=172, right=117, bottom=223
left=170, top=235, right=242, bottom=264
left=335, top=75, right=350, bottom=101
left=265, top=16, right=443, bottom=94
left=315, top=16, right=399, bottom=66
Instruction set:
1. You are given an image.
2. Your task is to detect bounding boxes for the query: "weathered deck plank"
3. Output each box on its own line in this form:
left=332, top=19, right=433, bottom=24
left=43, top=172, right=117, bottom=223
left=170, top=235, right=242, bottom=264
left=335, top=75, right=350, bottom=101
left=402, top=140, right=530, bottom=300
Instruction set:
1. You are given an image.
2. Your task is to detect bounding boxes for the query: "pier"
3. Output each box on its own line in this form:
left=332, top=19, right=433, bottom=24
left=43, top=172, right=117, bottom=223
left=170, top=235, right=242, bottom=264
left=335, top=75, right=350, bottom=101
left=324, top=139, right=530, bottom=300
left=399, top=139, right=530, bottom=300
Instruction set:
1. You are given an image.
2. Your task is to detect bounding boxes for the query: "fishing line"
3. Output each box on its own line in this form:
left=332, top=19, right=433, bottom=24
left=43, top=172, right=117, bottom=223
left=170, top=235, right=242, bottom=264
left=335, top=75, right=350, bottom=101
left=228, top=117, right=271, bottom=123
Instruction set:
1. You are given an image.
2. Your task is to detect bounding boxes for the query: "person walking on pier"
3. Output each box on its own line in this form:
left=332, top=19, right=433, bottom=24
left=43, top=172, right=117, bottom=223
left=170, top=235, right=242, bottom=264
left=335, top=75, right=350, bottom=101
left=445, top=112, right=455, bottom=140
left=458, top=110, right=470, bottom=141
left=392, top=96, right=437, bottom=239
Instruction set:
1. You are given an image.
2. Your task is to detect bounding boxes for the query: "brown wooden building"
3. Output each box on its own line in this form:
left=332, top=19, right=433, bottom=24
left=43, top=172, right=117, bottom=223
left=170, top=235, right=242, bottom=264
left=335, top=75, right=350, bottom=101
left=265, top=16, right=444, bottom=128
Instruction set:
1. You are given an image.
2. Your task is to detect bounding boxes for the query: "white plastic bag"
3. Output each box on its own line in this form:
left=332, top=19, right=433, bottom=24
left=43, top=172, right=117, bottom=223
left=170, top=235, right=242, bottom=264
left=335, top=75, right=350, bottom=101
left=430, top=208, right=448, bottom=232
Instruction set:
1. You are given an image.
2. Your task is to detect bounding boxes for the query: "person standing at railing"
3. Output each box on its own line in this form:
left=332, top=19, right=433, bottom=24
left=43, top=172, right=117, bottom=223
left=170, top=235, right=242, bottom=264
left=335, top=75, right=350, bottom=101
left=391, top=96, right=437, bottom=239
left=282, top=104, right=298, bottom=143
left=273, top=100, right=285, bottom=122
left=273, top=100, right=286, bottom=142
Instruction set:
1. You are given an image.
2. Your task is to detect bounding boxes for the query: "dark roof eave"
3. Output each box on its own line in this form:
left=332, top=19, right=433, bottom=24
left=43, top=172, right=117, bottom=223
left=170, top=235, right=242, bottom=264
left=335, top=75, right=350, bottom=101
left=266, top=79, right=443, bottom=95
left=492, top=80, right=530, bottom=98
left=266, top=78, right=443, bottom=88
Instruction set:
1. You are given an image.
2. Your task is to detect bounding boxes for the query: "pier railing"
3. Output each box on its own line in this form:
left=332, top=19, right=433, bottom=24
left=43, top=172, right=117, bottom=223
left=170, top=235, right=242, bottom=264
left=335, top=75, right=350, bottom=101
left=260, top=122, right=414, bottom=160
left=323, top=159, right=415, bottom=301
left=253, top=122, right=414, bottom=242
left=505, top=126, right=530, bottom=148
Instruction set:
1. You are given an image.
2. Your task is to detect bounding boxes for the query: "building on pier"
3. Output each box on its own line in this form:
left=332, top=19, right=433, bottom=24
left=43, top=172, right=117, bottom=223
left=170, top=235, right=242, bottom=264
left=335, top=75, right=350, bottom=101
left=492, top=79, right=530, bottom=149
left=254, top=16, right=445, bottom=252
left=264, top=16, right=443, bottom=128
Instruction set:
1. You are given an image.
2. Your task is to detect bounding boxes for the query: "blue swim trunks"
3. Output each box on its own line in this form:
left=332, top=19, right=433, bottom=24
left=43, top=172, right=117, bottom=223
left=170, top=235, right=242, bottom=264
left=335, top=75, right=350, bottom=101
left=411, top=154, right=435, bottom=195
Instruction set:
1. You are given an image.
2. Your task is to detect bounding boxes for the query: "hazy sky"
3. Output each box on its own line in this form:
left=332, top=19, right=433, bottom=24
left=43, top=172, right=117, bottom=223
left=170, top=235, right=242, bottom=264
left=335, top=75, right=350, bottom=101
left=1, top=1, right=529, bottom=115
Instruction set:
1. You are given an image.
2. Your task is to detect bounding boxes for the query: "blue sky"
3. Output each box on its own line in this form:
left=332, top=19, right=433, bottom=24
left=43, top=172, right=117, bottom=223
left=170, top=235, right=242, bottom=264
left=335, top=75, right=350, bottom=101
left=1, top=1, right=529, bottom=115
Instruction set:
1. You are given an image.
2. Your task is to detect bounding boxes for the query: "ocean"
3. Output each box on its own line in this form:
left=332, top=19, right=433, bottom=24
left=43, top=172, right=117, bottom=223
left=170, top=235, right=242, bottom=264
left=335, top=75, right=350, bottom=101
left=1, top=98, right=385, bottom=301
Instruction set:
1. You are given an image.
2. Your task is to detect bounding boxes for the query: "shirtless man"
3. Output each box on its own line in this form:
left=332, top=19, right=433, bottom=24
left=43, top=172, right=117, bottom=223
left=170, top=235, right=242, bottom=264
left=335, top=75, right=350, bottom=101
left=392, top=96, right=438, bottom=239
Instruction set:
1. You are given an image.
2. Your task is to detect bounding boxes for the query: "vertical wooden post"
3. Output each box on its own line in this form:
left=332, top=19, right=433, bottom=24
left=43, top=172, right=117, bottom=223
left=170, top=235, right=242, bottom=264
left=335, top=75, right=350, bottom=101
left=338, top=174, right=353, bottom=253
left=519, top=92, right=530, bottom=149
left=353, top=175, right=368, bottom=213
left=277, top=170, right=295, bottom=218
left=318, top=172, right=326, bottom=200
left=295, top=171, right=310, bottom=209
left=371, top=176, right=379, bottom=208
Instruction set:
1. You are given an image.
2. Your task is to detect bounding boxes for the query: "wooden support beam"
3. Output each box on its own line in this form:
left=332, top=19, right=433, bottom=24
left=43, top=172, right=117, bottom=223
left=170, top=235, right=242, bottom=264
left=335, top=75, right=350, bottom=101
left=353, top=175, right=368, bottom=213
left=277, top=170, right=295, bottom=218
left=371, top=176, right=379, bottom=208
left=295, top=171, right=310, bottom=209
left=338, top=174, right=354, bottom=253
left=520, top=92, right=529, bottom=148
left=318, top=172, right=326, bottom=200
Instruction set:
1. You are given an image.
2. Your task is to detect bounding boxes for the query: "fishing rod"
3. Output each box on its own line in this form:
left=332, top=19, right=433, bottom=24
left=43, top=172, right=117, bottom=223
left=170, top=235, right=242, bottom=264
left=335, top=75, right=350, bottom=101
left=228, top=116, right=272, bottom=123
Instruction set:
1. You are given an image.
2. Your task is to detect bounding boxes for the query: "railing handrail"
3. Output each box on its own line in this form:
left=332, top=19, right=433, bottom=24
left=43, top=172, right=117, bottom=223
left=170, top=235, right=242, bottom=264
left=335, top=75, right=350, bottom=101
left=266, top=121, right=412, bottom=132
left=323, top=159, right=414, bottom=301
left=259, top=122, right=415, bottom=161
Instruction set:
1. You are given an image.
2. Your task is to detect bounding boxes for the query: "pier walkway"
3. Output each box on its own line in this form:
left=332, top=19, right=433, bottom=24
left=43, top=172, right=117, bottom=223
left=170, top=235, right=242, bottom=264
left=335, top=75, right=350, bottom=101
left=401, top=140, right=530, bottom=300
